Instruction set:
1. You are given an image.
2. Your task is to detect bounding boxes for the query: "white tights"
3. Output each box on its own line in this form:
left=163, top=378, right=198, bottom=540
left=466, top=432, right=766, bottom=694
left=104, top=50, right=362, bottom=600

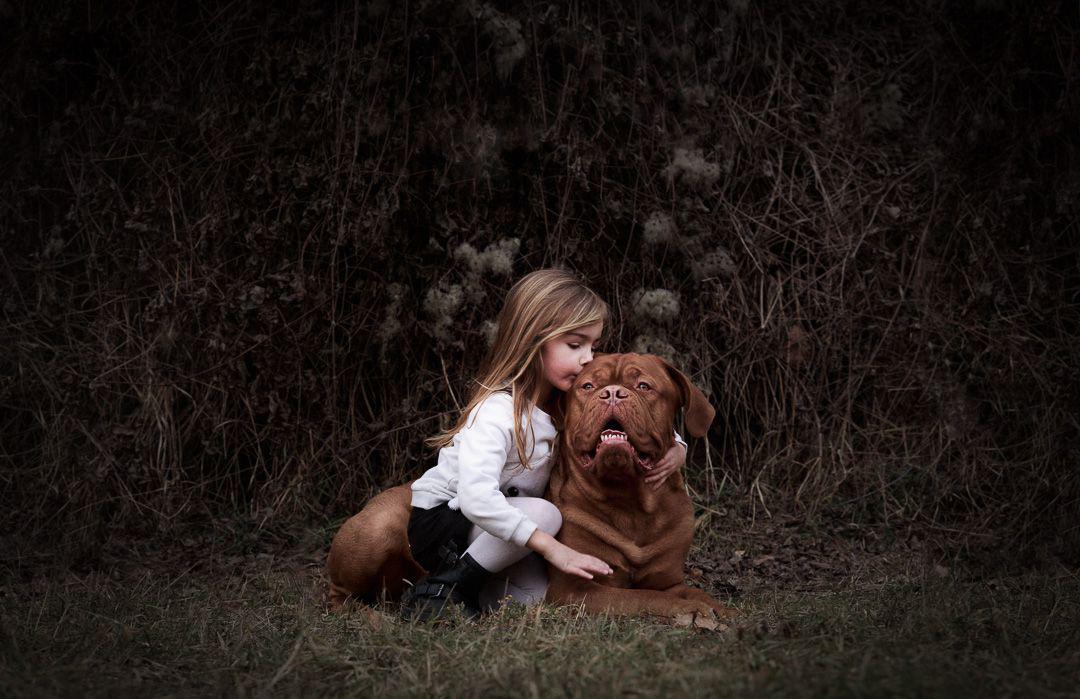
left=462, top=496, right=561, bottom=611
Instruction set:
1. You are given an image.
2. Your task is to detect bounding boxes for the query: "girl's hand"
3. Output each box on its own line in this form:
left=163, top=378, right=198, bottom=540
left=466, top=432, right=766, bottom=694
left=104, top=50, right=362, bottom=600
left=644, top=441, right=687, bottom=490
left=527, top=530, right=612, bottom=580
left=545, top=541, right=613, bottom=580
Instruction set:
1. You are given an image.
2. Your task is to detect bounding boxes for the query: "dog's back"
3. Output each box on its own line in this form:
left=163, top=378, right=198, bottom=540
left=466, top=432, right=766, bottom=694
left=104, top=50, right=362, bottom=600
left=326, top=482, right=425, bottom=608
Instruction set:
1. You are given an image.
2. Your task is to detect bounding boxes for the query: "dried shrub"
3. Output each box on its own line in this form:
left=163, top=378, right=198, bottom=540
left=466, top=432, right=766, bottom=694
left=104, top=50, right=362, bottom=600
left=1, top=0, right=1077, bottom=565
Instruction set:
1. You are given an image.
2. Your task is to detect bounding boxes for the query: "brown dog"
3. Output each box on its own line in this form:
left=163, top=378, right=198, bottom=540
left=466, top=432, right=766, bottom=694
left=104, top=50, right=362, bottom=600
left=544, top=353, right=736, bottom=620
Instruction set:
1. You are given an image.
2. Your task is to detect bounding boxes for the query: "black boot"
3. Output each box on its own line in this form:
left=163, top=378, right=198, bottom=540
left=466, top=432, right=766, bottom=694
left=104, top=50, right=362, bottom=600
left=401, top=552, right=489, bottom=622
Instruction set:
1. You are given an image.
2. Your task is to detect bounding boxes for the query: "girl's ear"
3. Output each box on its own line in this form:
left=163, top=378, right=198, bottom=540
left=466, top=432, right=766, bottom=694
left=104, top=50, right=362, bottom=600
left=656, top=357, right=715, bottom=438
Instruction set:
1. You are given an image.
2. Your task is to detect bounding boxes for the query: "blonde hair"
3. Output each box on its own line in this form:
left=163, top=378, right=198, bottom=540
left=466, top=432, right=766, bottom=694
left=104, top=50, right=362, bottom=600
left=424, top=268, right=610, bottom=466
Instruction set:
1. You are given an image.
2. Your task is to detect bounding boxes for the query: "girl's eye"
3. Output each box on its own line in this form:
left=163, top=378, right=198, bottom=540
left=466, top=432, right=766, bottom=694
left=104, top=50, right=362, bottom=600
left=568, top=344, right=580, bottom=349
left=637, top=382, right=651, bottom=391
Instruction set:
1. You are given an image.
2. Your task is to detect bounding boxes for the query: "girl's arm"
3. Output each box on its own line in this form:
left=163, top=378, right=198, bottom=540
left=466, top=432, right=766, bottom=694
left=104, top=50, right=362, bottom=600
left=455, top=394, right=541, bottom=547
left=526, top=529, right=613, bottom=580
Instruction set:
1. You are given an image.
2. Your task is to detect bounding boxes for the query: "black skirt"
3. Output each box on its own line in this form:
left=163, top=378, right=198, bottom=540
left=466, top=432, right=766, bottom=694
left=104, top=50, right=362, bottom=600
left=407, top=502, right=474, bottom=574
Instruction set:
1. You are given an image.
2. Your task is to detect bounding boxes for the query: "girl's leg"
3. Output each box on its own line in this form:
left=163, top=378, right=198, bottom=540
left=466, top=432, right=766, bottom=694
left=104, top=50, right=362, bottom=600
left=478, top=552, right=548, bottom=611
left=462, top=496, right=561, bottom=572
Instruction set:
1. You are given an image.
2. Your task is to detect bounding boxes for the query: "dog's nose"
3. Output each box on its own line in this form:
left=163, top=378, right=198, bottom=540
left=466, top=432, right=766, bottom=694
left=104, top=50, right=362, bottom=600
left=599, top=385, right=628, bottom=405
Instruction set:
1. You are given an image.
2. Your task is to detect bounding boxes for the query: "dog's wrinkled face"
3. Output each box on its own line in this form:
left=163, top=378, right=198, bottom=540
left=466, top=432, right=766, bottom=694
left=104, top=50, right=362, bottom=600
left=563, top=353, right=684, bottom=481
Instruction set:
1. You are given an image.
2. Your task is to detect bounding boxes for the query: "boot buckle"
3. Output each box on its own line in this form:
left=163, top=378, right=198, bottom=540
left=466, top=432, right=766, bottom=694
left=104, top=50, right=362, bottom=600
left=412, top=581, right=448, bottom=599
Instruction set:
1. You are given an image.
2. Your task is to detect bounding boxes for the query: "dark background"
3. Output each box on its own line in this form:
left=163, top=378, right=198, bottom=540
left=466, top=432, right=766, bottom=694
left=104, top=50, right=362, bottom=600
left=2, top=0, right=1078, bottom=577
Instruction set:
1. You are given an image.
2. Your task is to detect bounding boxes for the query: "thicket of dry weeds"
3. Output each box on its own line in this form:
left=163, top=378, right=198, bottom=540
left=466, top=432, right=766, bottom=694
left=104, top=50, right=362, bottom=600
left=2, top=0, right=1077, bottom=565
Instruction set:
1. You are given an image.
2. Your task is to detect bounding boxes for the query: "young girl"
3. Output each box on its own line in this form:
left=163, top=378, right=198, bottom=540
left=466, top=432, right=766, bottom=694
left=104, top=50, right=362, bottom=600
left=401, top=268, right=689, bottom=620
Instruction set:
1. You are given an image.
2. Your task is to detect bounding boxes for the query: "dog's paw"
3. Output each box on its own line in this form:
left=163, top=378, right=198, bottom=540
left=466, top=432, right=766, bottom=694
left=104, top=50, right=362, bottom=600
left=672, top=610, right=727, bottom=631
left=709, top=603, right=740, bottom=620
left=670, top=598, right=717, bottom=618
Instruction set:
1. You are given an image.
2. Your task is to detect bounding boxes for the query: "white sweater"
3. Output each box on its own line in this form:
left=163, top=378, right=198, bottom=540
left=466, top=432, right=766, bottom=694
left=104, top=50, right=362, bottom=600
left=411, top=390, right=687, bottom=547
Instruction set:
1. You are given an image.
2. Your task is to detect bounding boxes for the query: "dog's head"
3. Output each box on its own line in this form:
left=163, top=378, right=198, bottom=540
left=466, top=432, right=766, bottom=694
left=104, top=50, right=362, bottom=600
left=556, top=353, right=715, bottom=482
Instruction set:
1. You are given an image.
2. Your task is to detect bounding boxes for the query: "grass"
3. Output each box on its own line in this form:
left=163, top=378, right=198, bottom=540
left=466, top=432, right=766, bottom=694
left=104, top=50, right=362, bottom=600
left=2, top=553, right=1077, bottom=697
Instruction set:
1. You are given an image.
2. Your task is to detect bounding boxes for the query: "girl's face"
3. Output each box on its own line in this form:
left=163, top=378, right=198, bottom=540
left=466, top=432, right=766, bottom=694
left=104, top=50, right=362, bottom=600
left=538, top=321, right=604, bottom=396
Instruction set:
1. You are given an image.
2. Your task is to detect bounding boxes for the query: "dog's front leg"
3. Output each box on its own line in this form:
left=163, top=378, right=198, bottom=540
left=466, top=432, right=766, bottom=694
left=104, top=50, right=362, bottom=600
left=546, top=572, right=716, bottom=618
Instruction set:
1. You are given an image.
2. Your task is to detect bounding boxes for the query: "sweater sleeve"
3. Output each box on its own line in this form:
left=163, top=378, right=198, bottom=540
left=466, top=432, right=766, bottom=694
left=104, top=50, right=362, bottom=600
left=674, top=428, right=687, bottom=450
left=454, top=395, right=539, bottom=548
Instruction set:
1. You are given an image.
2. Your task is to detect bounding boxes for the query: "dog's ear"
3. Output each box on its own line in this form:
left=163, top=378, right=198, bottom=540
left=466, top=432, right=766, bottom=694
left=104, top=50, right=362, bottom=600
left=657, top=357, right=715, bottom=438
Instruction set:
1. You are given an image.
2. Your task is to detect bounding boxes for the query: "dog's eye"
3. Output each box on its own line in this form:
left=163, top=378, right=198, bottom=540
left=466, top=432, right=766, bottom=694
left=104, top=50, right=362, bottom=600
left=581, top=382, right=594, bottom=390
left=637, top=382, right=651, bottom=391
